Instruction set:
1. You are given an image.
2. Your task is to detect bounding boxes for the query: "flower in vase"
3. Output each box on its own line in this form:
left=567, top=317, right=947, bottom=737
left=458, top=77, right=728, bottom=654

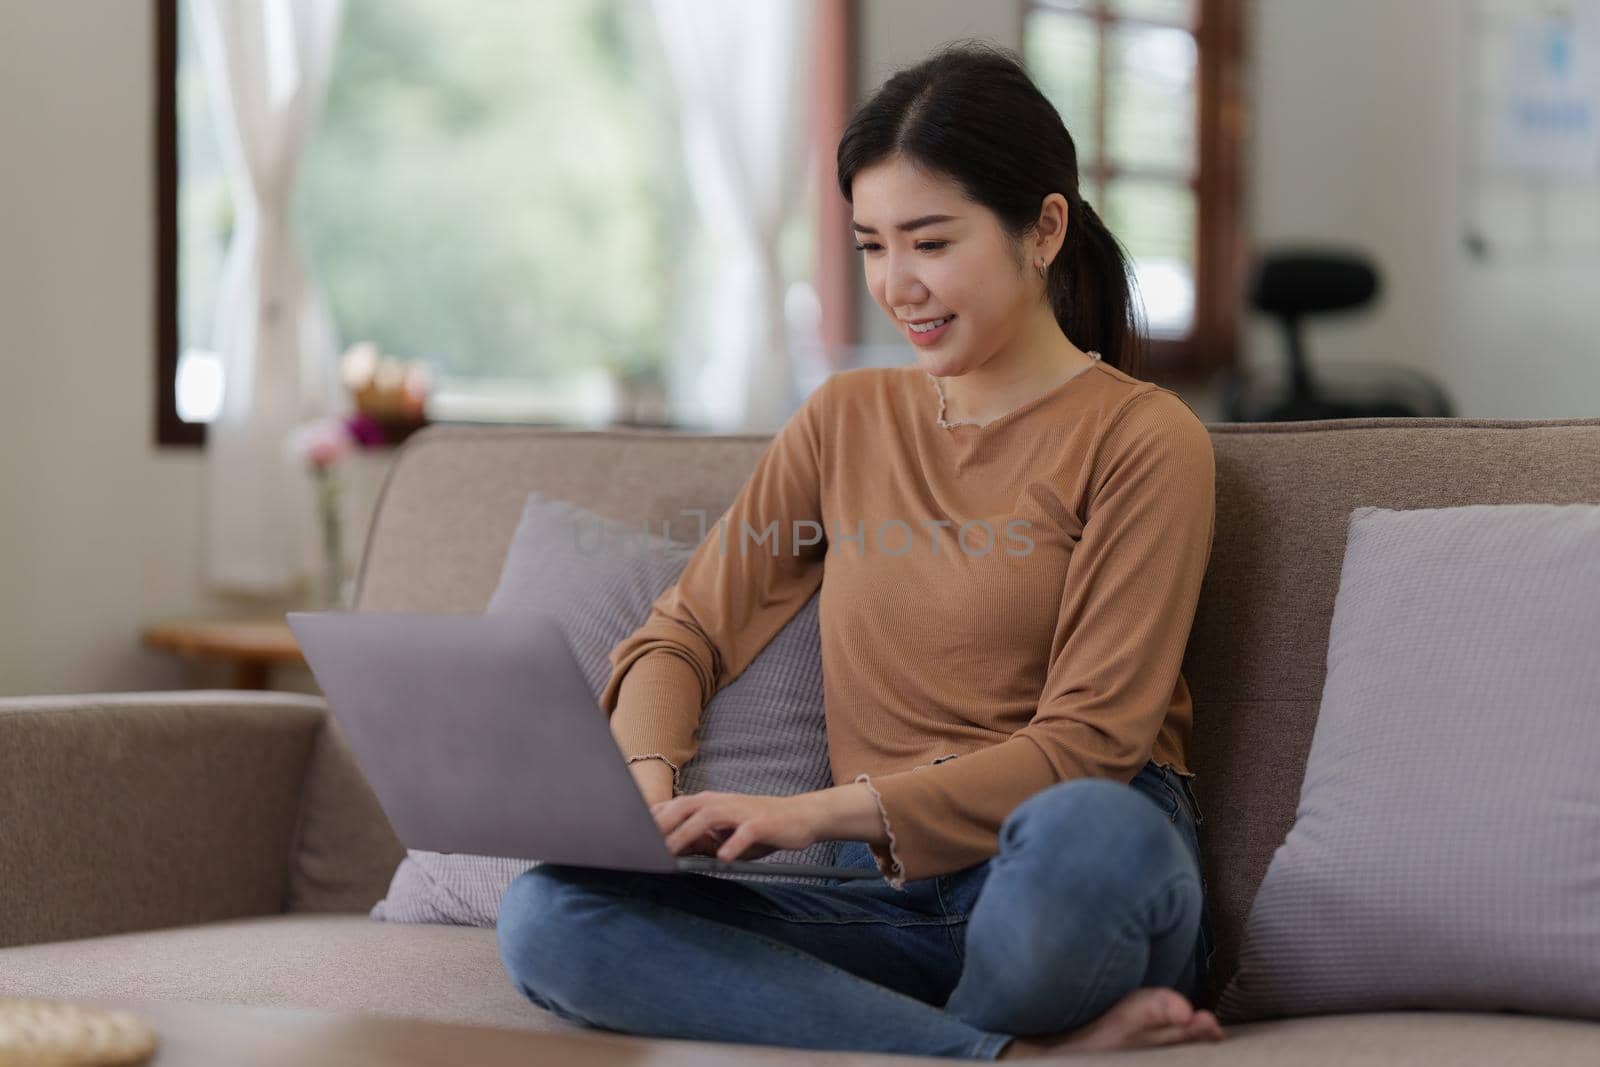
left=285, top=416, right=361, bottom=608
left=286, top=416, right=357, bottom=470
left=344, top=411, right=387, bottom=448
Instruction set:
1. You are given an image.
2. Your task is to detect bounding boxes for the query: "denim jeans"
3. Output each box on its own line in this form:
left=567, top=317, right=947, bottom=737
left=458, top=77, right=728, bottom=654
left=497, top=759, right=1215, bottom=1060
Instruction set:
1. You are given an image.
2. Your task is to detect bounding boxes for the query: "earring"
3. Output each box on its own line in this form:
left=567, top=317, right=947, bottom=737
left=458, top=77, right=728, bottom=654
left=1036, top=258, right=1048, bottom=281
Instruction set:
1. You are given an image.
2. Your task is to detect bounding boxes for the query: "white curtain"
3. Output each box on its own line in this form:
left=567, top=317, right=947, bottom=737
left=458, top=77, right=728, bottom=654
left=190, top=0, right=345, bottom=596
left=650, top=0, right=818, bottom=433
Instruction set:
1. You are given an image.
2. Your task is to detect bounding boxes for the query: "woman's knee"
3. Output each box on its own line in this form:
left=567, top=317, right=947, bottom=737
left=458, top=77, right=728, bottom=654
left=998, top=777, right=1195, bottom=897
left=496, top=864, right=623, bottom=1010
left=953, top=781, right=1205, bottom=1032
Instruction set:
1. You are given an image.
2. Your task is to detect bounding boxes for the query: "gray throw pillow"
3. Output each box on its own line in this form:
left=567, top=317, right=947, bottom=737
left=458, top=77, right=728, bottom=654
left=1218, top=503, right=1600, bottom=1022
left=370, top=492, right=839, bottom=926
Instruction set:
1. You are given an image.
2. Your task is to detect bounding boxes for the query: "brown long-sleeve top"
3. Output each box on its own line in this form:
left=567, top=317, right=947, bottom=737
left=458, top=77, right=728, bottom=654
left=599, top=352, right=1216, bottom=890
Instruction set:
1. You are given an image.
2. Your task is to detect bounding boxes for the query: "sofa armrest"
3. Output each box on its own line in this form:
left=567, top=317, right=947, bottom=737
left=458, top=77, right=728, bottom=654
left=0, top=691, right=326, bottom=948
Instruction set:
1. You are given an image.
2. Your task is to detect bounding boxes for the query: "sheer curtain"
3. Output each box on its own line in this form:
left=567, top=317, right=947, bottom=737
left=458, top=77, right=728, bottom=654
left=189, top=0, right=344, bottom=597
left=649, top=0, right=818, bottom=433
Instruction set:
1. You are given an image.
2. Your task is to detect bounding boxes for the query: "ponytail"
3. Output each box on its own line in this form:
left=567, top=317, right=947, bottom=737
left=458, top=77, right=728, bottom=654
left=1049, top=196, right=1144, bottom=377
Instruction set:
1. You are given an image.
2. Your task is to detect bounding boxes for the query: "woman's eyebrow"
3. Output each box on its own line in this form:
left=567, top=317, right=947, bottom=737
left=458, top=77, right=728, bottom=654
left=850, top=213, right=960, bottom=235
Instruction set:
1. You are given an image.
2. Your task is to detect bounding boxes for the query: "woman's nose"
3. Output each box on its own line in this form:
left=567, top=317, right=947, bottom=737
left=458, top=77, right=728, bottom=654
left=884, top=259, right=927, bottom=309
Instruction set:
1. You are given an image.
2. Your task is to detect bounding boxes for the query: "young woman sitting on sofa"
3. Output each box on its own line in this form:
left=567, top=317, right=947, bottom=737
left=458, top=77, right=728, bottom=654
left=497, top=39, right=1224, bottom=1062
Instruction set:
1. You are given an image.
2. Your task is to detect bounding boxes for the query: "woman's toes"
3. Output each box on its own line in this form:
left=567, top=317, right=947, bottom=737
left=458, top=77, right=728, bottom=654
left=1010, top=988, right=1227, bottom=1058
left=1148, top=987, right=1193, bottom=1026
left=1185, top=1009, right=1225, bottom=1041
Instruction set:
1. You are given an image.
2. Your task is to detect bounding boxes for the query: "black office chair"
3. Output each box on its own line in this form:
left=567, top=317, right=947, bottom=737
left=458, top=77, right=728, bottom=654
left=1221, top=249, right=1456, bottom=422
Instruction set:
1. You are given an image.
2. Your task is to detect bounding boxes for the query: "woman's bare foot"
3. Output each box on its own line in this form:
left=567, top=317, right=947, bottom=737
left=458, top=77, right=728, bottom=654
left=997, top=987, right=1225, bottom=1059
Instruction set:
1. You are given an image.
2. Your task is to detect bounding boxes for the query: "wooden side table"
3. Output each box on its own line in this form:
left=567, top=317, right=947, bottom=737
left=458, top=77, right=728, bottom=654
left=141, top=618, right=306, bottom=690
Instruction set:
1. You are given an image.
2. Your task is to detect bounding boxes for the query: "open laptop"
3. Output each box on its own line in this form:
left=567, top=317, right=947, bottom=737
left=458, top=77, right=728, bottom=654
left=285, top=610, right=882, bottom=881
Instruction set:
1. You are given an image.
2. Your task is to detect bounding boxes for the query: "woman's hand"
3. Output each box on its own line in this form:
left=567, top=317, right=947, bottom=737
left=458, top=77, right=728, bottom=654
left=651, top=792, right=822, bottom=863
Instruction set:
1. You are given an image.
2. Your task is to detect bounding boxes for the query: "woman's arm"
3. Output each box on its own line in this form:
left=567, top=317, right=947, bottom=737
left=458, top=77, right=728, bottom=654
left=600, top=375, right=836, bottom=783
left=625, top=755, right=676, bottom=808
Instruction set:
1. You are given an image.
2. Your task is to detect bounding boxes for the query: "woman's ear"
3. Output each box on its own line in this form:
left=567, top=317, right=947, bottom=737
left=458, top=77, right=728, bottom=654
left=1034, top=193, right=1070, bottom=266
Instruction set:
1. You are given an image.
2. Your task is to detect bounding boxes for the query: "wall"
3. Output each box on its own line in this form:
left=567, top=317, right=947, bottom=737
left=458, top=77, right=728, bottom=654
left=1244, top=0, right=1451, bottom=396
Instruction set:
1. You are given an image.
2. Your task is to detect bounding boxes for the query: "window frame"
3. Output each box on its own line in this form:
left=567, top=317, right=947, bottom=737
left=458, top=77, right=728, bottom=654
left=1024, top=0, right=1247, bottom=385
left=155, top=0, right=200, bottom=447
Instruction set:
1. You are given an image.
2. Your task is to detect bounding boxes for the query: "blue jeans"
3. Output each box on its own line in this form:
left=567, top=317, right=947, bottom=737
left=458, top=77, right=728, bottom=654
left=497, top=760, right=1215, bottom=1060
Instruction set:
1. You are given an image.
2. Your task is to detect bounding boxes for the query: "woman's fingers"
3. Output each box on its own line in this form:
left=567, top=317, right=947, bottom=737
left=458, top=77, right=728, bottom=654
left=650, top=797, right=686, bottom=833
left=681, top=823, right=729, bottom=856
left=689, top=829, right=730, bottom=856
left=652, top=796, right=703, bottom=840
left=716, top=826, right=754, bottom=862
left=654, top=793, right=800, bottom=861
left=665, top=807, right=728, bottom=855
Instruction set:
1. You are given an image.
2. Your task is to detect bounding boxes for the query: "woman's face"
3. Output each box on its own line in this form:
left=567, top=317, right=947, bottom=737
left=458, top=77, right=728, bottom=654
left=850, top=156, right=1040, bottom=378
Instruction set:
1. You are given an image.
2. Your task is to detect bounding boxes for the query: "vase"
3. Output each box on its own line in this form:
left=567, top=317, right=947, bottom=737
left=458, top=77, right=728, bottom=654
left=314, top=465, right=348, bottom=609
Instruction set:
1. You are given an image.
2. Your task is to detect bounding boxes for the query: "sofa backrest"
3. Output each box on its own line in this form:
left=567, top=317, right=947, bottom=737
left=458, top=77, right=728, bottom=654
left=351, top=415, right=1600, bottom=1001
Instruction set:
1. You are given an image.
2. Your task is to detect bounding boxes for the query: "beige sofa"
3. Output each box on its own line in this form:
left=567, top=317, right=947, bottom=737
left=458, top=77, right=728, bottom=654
left=4, top=416, right=1600, bottom=1065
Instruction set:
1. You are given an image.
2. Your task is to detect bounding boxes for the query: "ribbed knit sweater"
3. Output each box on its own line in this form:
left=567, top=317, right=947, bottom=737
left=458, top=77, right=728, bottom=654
left=599, top=351, right=1217, bottom=890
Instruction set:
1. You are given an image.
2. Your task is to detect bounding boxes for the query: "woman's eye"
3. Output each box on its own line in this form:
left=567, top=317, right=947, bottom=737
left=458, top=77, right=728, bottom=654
left=852, top=241, right=948, bottom=253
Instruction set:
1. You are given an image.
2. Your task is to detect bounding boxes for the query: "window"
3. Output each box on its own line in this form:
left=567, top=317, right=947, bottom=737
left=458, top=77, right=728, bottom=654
left=1024, top=0, right=1245, bottom=382
left=156, top=0, right=826, bottom=445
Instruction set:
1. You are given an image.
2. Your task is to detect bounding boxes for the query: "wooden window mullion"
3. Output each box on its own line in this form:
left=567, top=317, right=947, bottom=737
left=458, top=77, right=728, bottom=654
left=1094, top=2, right=1109, bottom=203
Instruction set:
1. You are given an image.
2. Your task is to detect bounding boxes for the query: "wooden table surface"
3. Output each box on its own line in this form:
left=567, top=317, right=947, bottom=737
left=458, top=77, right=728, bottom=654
left=140, top=618, right=307, bottom=690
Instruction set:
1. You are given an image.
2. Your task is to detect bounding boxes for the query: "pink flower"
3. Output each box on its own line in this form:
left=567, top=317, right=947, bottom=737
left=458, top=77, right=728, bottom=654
left=287, top=416, right=356, bottom=470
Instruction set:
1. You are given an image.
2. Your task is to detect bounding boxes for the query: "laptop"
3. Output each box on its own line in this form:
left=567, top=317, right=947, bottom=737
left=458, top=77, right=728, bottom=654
left=285, top=610, right=882, bottom=881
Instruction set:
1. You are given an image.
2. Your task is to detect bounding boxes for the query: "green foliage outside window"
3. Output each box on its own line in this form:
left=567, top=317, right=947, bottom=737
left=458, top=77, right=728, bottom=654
left=295, top=0, right=689, bottom=383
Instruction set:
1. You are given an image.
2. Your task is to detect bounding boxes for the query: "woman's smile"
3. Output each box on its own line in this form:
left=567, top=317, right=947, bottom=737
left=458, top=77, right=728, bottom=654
left=906, top=314, right=957, bottom=346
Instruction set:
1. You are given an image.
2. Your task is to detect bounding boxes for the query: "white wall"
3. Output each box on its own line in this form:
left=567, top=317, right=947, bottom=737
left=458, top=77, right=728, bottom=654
left=1, top=0, right=1593, bottom=697
left=1243, top=0, right=1454, bottom=397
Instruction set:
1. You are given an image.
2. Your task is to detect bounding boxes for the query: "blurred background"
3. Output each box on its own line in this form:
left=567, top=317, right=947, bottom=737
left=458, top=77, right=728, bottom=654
left=2, top=0, right=1598, bottom=696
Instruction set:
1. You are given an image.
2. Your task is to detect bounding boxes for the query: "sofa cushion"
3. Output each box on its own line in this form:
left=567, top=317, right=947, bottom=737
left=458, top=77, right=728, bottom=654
left=1218, top=504, right=1600, bottom=1022
left=371, top=492, right=838, bottom=927
left=0, top=915, right=572, bottom=1033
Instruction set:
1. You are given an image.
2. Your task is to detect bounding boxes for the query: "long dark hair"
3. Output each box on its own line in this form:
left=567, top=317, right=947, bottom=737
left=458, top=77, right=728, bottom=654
left=836, top=40, right=1145, bottom=378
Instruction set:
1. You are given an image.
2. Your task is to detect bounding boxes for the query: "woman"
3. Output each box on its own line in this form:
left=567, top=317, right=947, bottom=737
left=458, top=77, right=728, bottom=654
left=497, top=40, right=1223, bottom=1060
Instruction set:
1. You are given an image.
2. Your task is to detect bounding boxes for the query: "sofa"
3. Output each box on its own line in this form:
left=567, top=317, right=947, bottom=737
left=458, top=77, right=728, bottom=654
left=4, top=415, right=1600, bottom=1065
